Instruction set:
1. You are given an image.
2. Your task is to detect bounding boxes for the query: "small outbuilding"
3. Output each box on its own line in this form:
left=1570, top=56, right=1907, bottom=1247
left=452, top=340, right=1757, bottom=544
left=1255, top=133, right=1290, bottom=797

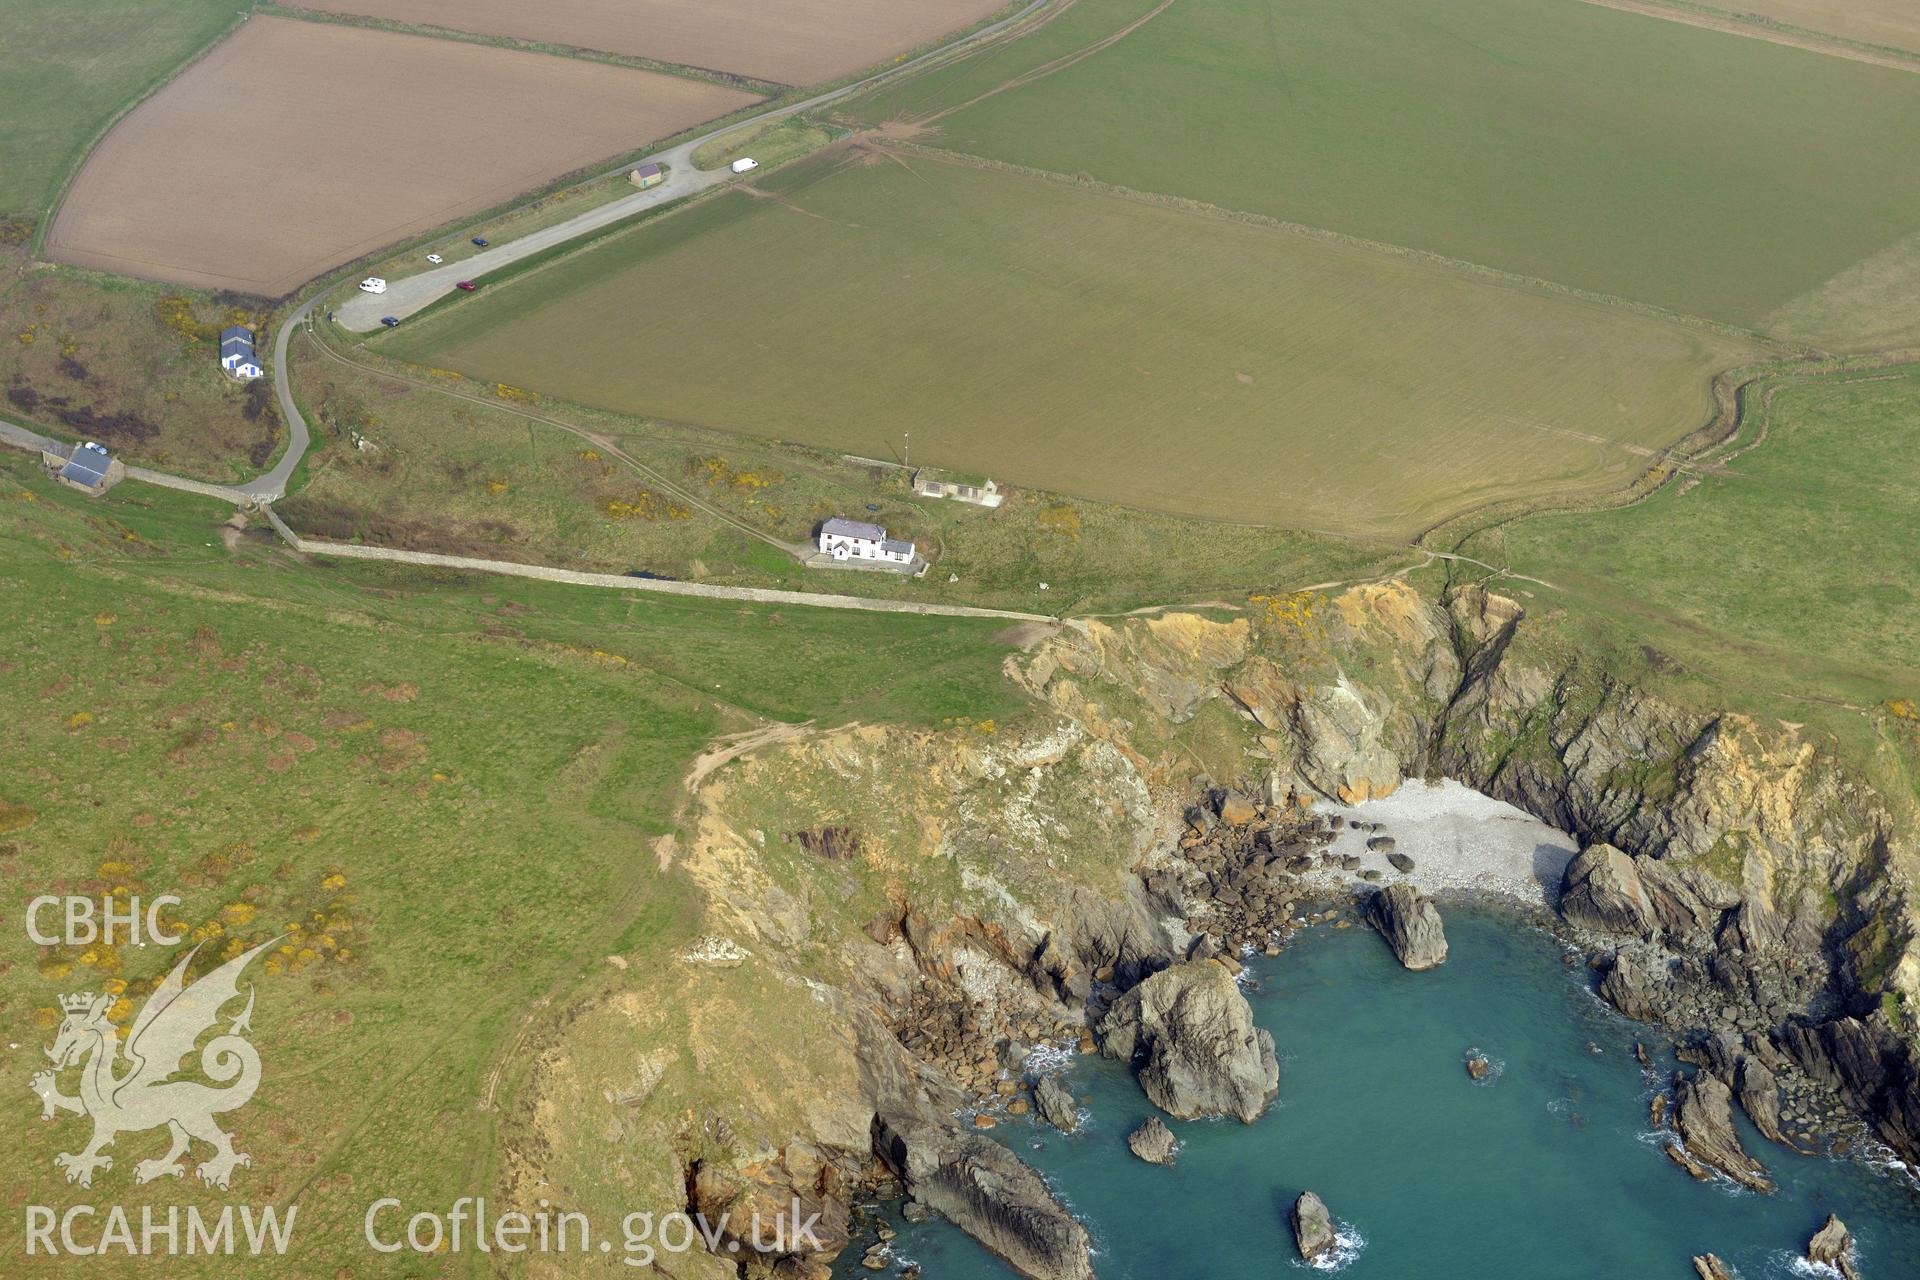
left=42, top=440, right=124, bottom=497
left=629, top=162, right=665, bottom=190
left=914, top=468, right=1003, bottom=508
left=220, top=325, right=263, bottom=381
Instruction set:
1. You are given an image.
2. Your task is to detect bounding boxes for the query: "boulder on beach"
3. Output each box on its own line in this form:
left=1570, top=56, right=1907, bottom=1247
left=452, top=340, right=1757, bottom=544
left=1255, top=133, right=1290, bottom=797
left=1126, top=1116, right=1177, bottom=1165
left=1387, top=851, right=1415, bottom=873
left=1289, top=1191, right=1335, bottom=1262
left=1365, top=835, right=1396, bottom=852
left=1033, top=1075, right=1079, bottom=1133
left=1806, top=1214, right=1860, bottom=1280
left=1364, top=882, right=1448, bottom=970
left=1096, top=958, right=1279, bottom=1122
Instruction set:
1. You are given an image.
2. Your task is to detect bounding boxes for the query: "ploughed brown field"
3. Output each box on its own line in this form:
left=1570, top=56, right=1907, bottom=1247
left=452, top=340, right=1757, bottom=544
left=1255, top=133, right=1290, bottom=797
left=285, top=0, right=1011, bottom=85
left=44, top=16, right=755, bottom=297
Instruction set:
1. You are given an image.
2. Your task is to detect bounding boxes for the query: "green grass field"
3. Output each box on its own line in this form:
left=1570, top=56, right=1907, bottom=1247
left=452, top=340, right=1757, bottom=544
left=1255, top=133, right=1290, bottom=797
left=846, top=0, right=1920, bottom=342
left=0, top=455, right=1028, bottom=1273
left=0, top=0, right=239, bottom=220
left=377, top=151, right=1759, bottom=539
left=1466, top=366, right=1920, bottom=719
left=278, top=331, right=1400, bottom=611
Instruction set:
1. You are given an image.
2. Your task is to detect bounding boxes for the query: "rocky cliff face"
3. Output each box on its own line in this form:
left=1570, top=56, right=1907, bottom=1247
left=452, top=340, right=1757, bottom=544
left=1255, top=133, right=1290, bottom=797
left=577, top=580, right=1916, bottom=1276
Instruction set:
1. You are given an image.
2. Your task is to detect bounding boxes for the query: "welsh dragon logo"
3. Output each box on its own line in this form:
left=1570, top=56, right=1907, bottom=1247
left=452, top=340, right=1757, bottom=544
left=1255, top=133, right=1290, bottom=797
left=32, top=937, right=277, bottom=1190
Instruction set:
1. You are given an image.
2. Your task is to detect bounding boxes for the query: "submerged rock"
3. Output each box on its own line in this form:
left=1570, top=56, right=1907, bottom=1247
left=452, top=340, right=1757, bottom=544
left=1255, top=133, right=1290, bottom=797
left=1126, top=1116, right=1178, bottom=1165
left=1668, top=1072, right=1773, bottom=1193
left=1806, top=1213, right=1860, bottom=1280
left=1033, top=1076, right=1079, bottom=1133
left=1364, top=882, right=1448, bottom=971
left=1289, top=1190, right=1335, bottom=1262
left=1096, top=958, right=1279, bottom=1122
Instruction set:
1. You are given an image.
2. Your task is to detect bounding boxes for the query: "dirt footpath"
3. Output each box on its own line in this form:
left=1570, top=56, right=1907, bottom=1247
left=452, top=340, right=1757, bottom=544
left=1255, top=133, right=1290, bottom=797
left=45, top=16, right=755, bottom=297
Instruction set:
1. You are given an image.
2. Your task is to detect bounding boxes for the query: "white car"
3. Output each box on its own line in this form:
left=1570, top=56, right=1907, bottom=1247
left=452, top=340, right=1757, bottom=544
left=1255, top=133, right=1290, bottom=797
left=426, top=254, right=442, bottom=264
left=359, top=277, right=387, bottom=294
left=730, top=157, right=759, bottom=174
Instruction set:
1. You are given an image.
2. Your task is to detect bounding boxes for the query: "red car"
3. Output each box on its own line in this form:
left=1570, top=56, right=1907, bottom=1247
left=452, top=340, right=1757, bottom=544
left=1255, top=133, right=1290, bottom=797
left=455, top=280, right=477, bottom=292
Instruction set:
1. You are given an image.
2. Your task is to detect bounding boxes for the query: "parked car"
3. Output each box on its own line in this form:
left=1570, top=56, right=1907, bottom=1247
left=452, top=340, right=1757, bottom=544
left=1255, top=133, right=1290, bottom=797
left=455, top=280, right=477, bottom=292
left=471, top=236, right=489, bottom=247
left=729, top=157, right=759, bottom=174
left=359, top=277, right=387, bottom=294
left=380, top=316, right=400, bottom=327
left=426, top=253, right=443, bottom=264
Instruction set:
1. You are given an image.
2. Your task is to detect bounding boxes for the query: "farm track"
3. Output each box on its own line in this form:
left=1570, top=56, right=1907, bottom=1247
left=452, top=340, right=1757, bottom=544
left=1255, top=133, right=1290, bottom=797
left=1571, top=0, right=1920, bottom=74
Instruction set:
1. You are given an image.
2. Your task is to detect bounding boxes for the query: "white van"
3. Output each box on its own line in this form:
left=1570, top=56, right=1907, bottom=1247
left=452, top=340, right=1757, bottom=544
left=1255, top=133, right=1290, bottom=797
left=730, top=158, right=759, bottom=174
left=359, top=277, right=387, bottom=294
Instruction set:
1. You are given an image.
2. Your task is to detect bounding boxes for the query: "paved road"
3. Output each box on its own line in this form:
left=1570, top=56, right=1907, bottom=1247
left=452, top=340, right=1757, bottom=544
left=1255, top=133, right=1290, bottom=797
left=331, top=0, right=1052, bottom=333
left=239, top=293, right=323, bottom=500
left=1, top=419, right=253, bottom=503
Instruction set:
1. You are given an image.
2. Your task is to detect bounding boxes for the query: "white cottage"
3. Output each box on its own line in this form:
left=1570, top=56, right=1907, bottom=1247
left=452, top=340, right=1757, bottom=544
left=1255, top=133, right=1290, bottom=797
left=818, top=517, right=916, bottom=565
left=220, top=325, right=263, bottom=381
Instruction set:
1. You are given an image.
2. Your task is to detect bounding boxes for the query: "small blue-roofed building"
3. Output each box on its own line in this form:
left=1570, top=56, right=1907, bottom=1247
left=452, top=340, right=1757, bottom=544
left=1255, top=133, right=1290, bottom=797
left=41, top=440, right=124, bottom=496
left=220, top=325, right=263, bottom=381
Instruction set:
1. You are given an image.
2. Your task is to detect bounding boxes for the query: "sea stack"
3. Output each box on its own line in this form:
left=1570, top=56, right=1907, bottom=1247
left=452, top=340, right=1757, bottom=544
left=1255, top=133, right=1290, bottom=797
left=1289, top=1191, right=1335, bottom=1262
left=1806, top=1214, right=1860, bottom=1280
left=1364, top=882, right=1448, bottom=970
left=1126, top=1116, right=1177, bottom=1165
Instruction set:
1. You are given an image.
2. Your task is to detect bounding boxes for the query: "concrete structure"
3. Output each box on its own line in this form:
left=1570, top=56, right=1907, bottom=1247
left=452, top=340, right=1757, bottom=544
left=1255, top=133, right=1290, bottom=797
left=41, top=440, right=124, bottom=496
left=629, top=162, right=664, bottom=190
left=220, top=325, right=263, bottom=380
left=818, top=516, right=916, bottom=565
left=914, top=468, right=1003, bottom=508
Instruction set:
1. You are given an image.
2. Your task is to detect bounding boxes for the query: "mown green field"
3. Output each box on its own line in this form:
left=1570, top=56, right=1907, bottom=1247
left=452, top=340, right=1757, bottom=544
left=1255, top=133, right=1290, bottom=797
left=0, top=0, right=239, bottom=219
left=379, top=152, right=1759, bottom=539
left=847, top=0, right=1920, bottom=340
left=1468, top=366, right=1920, bottom=718
left=0, top=457, right=1026, bottom=1274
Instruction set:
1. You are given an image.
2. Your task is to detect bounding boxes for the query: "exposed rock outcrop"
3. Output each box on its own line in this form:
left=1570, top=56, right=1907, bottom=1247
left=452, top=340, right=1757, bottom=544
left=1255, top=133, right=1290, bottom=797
left=1125, top=1116, right=1177, bottom=1165
left=1666, top=1072, right=1773, bottom=1193
left=1096, top=959, right=1278, bottom=1122
left=1806, top=1213, right=1860, bottom=1280
left=1364, top=882, right=1447, bottom=970
left=873, top=1112, right=1092, bottom=1280
left=1033, top=1076, right=1079, bottom=1133
left=1289, top=1191, right=1335, bottom=1263
left=1691, top=1254, right=1735, bottom=1280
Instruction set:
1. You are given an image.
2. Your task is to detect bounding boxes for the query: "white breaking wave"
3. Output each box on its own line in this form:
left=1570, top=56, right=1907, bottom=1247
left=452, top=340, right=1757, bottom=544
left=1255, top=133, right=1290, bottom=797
left=1294, top=1224, right=1366, bottom=1272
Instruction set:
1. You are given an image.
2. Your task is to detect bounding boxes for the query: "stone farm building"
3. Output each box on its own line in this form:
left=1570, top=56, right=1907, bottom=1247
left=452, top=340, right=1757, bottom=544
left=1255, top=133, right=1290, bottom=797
left=817, top=517, right=916, bottom=565
left=629, top=162, right=664, bottom=190
left=41, top=440, right=123, bottom=496
left=914, top=467, right=1004, bottom=508
left=220, top=325, right=263, bottom=380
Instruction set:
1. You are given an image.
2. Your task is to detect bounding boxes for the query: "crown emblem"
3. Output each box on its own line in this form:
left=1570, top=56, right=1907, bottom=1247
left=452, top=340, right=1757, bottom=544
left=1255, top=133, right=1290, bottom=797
left=59, top=992, right=96, bottom=1014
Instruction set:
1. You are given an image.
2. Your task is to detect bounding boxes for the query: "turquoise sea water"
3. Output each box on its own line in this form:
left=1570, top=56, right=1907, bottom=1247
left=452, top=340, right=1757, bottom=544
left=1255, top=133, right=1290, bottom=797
left=841, top=911, right=1920, bottom=1278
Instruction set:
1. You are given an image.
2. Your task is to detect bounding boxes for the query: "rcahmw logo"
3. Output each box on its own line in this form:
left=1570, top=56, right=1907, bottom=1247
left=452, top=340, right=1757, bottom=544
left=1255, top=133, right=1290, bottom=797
left=24, top=936, right=298, bottom=1257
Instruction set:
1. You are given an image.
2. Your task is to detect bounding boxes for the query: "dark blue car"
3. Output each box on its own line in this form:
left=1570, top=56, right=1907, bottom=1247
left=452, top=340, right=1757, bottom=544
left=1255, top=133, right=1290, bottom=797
left=471, top=237, right=489, bottom=247
left=380, top=316, right=400, bottom=327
